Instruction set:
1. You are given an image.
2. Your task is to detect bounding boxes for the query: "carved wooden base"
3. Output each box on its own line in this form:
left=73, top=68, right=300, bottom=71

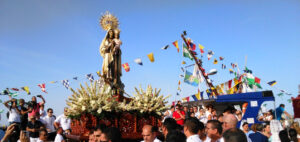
left=68, top=112, right=162, bottom=141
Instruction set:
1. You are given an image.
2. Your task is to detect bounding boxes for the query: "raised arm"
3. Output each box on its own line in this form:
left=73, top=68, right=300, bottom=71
left=38, top=95, right=46, bottom=105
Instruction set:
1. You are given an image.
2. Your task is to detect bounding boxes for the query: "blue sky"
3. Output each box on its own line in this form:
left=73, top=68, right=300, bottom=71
left=0, top=0, right=300, bottom=124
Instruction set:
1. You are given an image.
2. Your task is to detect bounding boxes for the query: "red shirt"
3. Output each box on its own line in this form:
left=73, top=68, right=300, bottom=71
left=173, top=110, right=185, bottom=125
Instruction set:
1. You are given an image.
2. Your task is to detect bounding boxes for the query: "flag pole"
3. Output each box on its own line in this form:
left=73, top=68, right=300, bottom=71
left=181, top=33, right=219, bottom=96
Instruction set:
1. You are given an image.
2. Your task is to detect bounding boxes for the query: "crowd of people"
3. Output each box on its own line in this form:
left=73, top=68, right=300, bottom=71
left=1, top=96, right=300, bottom=142
left=0, top=96, right=70, bottom=142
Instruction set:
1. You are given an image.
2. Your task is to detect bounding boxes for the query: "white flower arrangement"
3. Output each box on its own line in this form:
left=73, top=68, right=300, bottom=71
left=66, top=82, right=170, bottom=118
left=66, top=81, right=118, bottom=118
left=124, top=85, right=171, bottom=115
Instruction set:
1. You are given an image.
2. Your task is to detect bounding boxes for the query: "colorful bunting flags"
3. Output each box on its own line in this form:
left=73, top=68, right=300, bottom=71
left=73, top=77, right=78, bottom=80
left=122, top=63, right=130, bottom=72
left=147, top=53, right=155, bottom=62
left=183, top=43, right=194, bottom=61
left=0, top=109, right=4, bottom=113
left=62, top=80, right=70, bottom=89
left=267, top=80, right=277, bottom=86
left=21, top=86, right=30, bottom=95
left=172, top=40, right=179, bottom=52
left=86, top=74, right=94, bottom=82
left=182, top=61, right=186, bottom=65
left=50, top=81, right=57, bottom=84
left=37, top=83, right=47, bottom=93
left=219, top=56, right=224, bottom=61
left=184, top=70, right=200, bottom=87
left=134, top=58, right=143, bottom=65
left=287, top=99, right=292, bottom=103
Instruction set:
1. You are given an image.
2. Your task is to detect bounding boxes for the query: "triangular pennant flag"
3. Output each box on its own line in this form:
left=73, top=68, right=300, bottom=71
left=196, top=90, right=201, bottom=100
left=222, top=64, right=226, bottom=69
left=187, top=38, right=196, bottom=51
left=244, top=67, right=252, bottom=74
left=86, top=74, right=94, bottom=82
left=161, top=45, right=169, bottom=50
left=213, top=58, right=218, bottom=64
left=0, top=109, right=4, bottom=113
left=182, top=97, right=190, bottom=102
left=228, top=80, right=232, bottom=89
left=177, top=86, right=181, bottom=91
left=207, top=54, right=212, bottom=60
left=277, top=93, right=284, bottom=97
left=219, top=56, right=224, bottom=61
left=96, top=71, right=101, bottom=77
left=38, top=83, right=47, bottom=93
left=182, top=61, right=186, bottom=65
left=176, top=92, right=180, bottom=96
left=122, top=63, right=130, bottom=72
left=267, top=80, right=277, bottom=86
left=254, top=77, right=262, bottom=89
left=178, top=80, right=181, bottom=85
left=206, top=89, right=212, bottom=99
left=172, top=40, right=179, bottom=52
left=287, top=99, right=292, bottom=103
left=21, top=86, right=31, bottom=95
left=50, top=81, right=58, bottom=84
left=192, top=94, right=199, bottom=101
left=3, top=88, right=10, bottom=95
left=134, top=58, right=143, bottom=65
left=73, top=77, right=78, bottom=80
left=181, top=67, right=185, bottom=72
left=183, top=43, right=194, bottom=61
left=11, top=88, right=19, bottom=91
left=147, top=53, right=155, bottom=62
left=229, top=69, right=234, bottom=74
left=62, top=80, right=70, bottom=89
left=216, top=85, right=224, bottom=95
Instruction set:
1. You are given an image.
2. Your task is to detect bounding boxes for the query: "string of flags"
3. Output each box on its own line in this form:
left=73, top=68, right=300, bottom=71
left=171, top=33, right=292, bottom=99
left=1, top=32, right=293, bottom=99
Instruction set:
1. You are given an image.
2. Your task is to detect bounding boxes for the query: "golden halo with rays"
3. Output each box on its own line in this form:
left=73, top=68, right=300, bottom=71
left=99, top=11, right=119, bottom=31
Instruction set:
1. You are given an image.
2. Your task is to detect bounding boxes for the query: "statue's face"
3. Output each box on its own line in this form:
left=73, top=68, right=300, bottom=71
left=108, top=30, right=114, bottom=38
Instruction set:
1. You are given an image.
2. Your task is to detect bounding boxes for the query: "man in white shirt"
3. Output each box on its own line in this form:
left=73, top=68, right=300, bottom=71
left=54, top=108, right=71, bottom=133
left=183, top=117, right=202, bottom=142
left=141, top=125, right=161, bottom=142
left=54, top=127, right=65, bottom=142
left=42, top=108, right=56, bottom=141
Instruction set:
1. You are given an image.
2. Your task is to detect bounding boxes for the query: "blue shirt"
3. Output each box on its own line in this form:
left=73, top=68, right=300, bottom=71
left=276, top=107, right=284, bottom=120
